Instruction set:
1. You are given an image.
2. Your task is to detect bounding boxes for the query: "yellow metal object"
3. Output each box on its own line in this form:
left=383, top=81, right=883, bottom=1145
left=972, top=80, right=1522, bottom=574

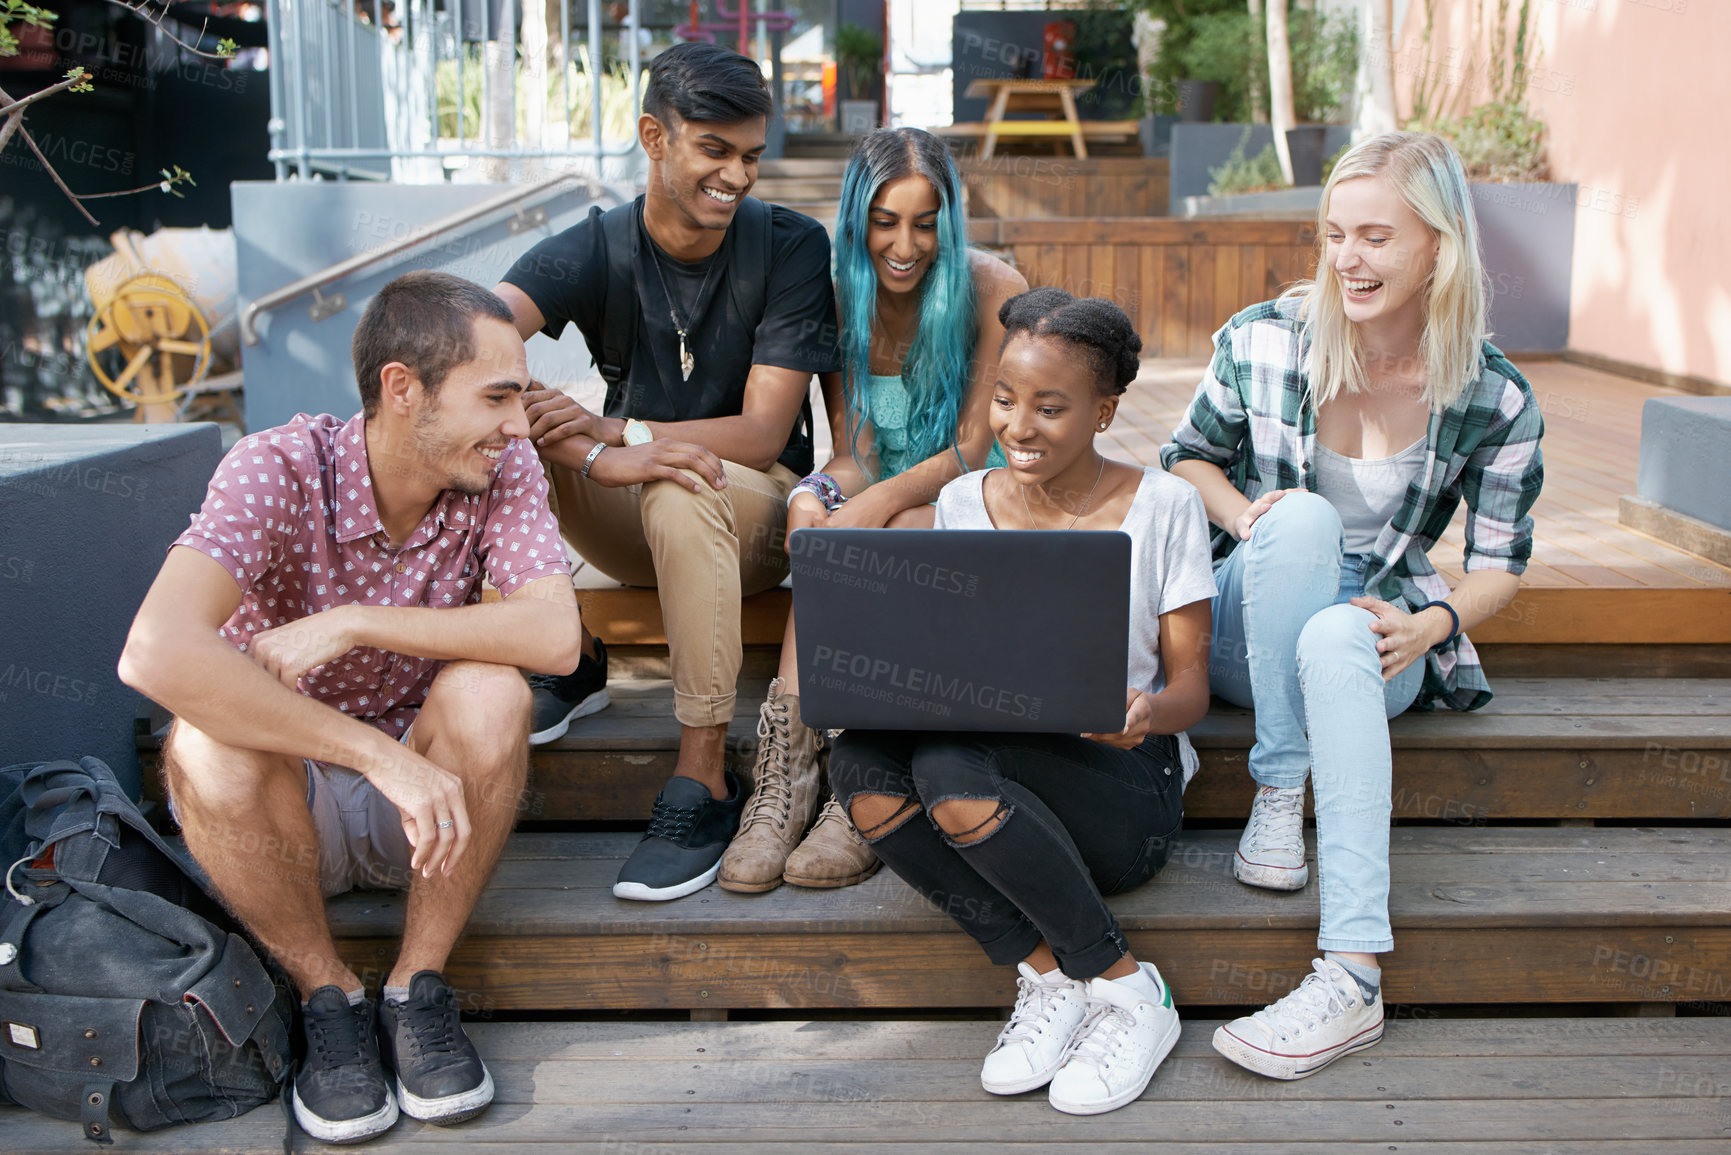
left=84, top=273, right=213, bottom=422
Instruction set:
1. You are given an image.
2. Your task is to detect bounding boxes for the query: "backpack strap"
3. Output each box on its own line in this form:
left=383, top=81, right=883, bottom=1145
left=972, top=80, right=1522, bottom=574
left=724, top=196, right=775, bottom=329
left=724, top=198, right=812, bottom=454
left=596, top=200, right=641, bottom=401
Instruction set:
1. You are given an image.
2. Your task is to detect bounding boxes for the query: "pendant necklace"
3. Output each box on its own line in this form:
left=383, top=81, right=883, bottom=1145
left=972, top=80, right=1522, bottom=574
left=1021, top=455, right=1107, bottom=530
left=649, top=242, right=723, bottom=382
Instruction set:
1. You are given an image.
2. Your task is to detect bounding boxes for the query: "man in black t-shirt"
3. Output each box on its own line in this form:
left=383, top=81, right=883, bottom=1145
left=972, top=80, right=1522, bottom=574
left=496, top=42, right=841, bottom=903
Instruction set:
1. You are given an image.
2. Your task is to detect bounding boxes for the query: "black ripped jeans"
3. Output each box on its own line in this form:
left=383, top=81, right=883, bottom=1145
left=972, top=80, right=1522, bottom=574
left=828, top=729, right=1186, bottom=980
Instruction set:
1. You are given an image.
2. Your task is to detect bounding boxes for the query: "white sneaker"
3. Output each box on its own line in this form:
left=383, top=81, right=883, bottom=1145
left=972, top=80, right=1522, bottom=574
left=1234, top=784, right=1308, bottom=890
left=1212, top=957, right=1384, bottom=1080
left=980, top=962, right=1091, bottom=1095
left=1047, top=963, right=1181, bottom=1115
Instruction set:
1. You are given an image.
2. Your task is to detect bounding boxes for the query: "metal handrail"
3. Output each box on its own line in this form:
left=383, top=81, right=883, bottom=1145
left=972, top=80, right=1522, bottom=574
left=239, top=171, right=626, bottom=345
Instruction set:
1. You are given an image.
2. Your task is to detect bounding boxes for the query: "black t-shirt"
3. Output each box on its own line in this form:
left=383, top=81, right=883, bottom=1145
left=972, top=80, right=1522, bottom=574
left=503, top=196, right=840, bottom=475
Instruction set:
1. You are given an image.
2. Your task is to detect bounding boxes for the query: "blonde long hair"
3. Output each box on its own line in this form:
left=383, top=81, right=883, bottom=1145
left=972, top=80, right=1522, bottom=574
left=1282, top=132, right=1487, bottom=412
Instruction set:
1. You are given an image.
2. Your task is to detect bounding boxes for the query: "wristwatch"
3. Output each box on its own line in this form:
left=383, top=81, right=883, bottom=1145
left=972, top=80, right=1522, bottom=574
left=622, top=419, right=653, bottom=447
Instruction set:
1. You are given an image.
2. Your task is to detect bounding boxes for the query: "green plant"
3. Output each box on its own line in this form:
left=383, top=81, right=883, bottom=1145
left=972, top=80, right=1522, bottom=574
left=1432, top=99, right=1548, bottom=182
left=1168, top=3, right=1357, bottom=124
left=1406, top=0, right=1549, bottom=182
left=1321, top=140, right=1350, bottom=185
left=1208, top=128, right=1289, bottom=196
left=1289, top=6, right=1358, bottom=123
left=1070, top=2, right=1141, bottom=121
left=1176, top=8, right=1259, bottom=123
left=835, top=22, right=882, bottom=103
left=435, top=46, right=643, bottom=143
left=2, top=0, right=225, bottom=224
left=1133, top=0, right=1243, bottom=117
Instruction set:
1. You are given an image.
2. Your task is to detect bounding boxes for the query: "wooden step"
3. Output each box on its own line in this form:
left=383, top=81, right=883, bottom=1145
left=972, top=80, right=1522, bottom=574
left=575, top=584, right=1731, bottom=648
left=11, top=1017, right=1731, bottom=1150
left=324, top=826, right=1731, bottom=1010
left=527, top=677, right=1731, bottom=824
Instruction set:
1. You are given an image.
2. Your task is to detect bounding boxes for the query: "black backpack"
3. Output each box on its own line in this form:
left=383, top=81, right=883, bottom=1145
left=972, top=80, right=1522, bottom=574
left=0, top=758, right=292, bottom=1145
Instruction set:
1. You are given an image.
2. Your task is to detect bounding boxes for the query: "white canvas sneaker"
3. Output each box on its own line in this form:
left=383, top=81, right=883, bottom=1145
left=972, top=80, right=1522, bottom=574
left=1234, top=784, right=1309, bottom=890
left=979, top=962, right=1090, bottom=1095
left=1047, top=962, right=1181, bottom=1115
left=1212, top=957, right=1384, bottom=1080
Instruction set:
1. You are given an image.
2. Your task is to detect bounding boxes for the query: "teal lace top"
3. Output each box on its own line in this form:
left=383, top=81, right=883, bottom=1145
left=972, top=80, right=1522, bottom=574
left=864, top=373, right=1006, bottom=481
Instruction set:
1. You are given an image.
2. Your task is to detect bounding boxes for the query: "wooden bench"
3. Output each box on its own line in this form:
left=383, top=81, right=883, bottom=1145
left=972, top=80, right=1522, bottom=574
left=242, top=673, right=1730, bottom=1014
left=321, top=821, right=1731, bottom=1011
left=10, top=1017, right=1731, bottom=1149
left=526, top=676, right=1731, bottom=824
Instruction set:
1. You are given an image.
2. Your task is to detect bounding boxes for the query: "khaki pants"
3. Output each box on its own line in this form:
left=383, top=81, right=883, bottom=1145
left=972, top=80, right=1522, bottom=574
left=550, top=460, right=798, bottom=727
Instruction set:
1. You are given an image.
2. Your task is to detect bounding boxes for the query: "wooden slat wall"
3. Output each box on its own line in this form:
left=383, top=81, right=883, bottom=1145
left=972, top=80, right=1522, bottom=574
left=960, top=157, right=1170, bottom=219
left=966, top=218, right=1318, bottom=357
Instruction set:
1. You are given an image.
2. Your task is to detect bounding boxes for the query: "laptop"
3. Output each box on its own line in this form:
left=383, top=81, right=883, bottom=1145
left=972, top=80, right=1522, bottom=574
left=790, top=528, right=1130, bottom=732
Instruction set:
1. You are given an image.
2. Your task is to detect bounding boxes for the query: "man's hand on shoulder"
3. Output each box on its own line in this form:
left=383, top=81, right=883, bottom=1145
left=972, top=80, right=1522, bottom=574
left=249, top=605, right=360, bottom=689
left=586, top=439, right=728, bottom=494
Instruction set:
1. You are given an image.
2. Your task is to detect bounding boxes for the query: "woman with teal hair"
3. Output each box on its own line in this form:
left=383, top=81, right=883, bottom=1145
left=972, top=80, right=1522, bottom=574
left=719, top=126, right=1028, bottom=895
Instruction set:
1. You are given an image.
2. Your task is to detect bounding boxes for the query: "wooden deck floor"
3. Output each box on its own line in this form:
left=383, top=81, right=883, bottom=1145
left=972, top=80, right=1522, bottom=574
left=9, top=1018, right=1730, bottom=1151
left=1109, top=357, right=1731, bottom=595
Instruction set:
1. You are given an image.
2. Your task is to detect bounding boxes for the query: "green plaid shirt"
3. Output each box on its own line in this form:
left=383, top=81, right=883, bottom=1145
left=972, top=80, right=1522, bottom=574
left=1160, top=298, right=1545, bottom=711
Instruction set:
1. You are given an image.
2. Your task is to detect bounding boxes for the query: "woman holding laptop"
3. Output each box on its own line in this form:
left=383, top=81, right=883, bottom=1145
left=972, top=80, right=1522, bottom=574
left=827, top=287, right=1216, bottom=1115
left=1163, top=131, right=1544, bottom=1080
left=720, top=127, right=1027, bottom=894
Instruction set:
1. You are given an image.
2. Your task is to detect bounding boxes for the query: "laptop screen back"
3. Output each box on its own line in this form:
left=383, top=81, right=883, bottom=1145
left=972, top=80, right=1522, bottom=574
left=791, top=528, right=1130, bottom=732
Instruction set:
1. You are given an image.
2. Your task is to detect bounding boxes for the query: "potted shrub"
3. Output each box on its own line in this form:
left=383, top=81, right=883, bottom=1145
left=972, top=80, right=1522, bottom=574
left=835, top=23, right=882, bottom=134
left=1407, top=0, right=1570, bottom=352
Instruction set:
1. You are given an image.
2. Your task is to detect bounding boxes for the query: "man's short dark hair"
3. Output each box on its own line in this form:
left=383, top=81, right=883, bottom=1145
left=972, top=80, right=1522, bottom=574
left=643, top=41, right=772, bottom=130
left=352, top=271, right=515, bottom=416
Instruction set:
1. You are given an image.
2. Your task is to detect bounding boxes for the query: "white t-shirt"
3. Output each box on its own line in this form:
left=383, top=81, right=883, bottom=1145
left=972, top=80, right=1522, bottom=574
left=934, top=466, right=1219, bottom=786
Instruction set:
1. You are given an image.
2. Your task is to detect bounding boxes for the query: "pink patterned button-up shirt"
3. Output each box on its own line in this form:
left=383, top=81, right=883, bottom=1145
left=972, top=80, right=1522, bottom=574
left=173, top=412, right=569, bottom=738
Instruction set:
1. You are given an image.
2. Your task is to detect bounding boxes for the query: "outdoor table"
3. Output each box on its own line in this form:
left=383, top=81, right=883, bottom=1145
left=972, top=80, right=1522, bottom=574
left=961, top=77, right=1103, bottom=159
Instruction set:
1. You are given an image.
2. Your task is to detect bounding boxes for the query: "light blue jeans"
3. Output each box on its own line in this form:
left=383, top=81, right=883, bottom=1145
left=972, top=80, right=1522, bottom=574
left=1209, top=491, right=1423, bottom=953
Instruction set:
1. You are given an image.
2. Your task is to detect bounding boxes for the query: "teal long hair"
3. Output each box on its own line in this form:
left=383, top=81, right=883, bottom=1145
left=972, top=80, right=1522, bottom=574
left=834, top=128, right=977, bottom=478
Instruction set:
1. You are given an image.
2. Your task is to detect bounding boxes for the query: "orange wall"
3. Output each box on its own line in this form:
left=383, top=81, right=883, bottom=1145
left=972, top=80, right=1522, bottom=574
left=1394, top=0, right=1730, bottom=385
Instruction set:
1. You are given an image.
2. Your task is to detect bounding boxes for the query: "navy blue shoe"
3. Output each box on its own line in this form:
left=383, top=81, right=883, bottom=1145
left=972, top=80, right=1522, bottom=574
left=613, top=770, right=746, bottom=901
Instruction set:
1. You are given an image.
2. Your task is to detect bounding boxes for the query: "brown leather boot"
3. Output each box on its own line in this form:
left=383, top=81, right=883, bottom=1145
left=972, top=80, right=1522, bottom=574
left=783, top=795, right=881, bottom=889
left=718, top=679, right=821, bottom=893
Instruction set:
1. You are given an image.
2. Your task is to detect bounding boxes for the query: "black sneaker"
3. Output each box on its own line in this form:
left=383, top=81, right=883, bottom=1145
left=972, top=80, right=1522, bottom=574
left=613, top=770, right=746, bottom=901
left=292, top=987, right=398, bottom=1144
left=377, top=971, right=495, bottom=1125
left=529, top=636, right=610, bottom=745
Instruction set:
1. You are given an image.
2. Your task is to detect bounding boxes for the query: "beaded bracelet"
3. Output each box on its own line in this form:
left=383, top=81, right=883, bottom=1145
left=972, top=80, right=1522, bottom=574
left=1416, top=599, right=1461, bottom=649
left=788, top=472, right=845, bottom=512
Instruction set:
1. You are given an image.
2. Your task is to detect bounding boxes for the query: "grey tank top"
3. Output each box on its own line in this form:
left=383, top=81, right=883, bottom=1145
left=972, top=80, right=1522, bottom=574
left=1313, top=437, right=1427, bottom=556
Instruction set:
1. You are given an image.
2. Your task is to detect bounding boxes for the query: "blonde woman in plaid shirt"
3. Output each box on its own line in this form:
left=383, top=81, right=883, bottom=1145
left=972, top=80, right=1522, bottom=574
left=1161, top=133, right=1544, bottom=1080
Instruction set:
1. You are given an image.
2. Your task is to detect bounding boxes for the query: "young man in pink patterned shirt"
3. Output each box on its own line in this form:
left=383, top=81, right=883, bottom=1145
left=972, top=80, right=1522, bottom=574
left=119, top=272, right=585, bottom=1144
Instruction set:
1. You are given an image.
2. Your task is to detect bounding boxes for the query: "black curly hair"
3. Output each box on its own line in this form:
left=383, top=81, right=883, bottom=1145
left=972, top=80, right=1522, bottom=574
left=997, top=287, right=1142, bottom=396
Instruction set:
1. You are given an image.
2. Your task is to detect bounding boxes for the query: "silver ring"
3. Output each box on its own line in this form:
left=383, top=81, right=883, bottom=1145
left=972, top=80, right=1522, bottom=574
left=437, top=820, right=454, bottom=829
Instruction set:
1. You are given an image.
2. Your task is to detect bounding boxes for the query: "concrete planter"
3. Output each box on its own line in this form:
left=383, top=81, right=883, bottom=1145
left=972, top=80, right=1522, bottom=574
left=1469, top=182, right=1576, bottom=353
left=1168, top=122, right=1353, bottom=213
left=1177, top=180, right=1577, bottom=356
left=1182, top=186, right=1322, bottom=218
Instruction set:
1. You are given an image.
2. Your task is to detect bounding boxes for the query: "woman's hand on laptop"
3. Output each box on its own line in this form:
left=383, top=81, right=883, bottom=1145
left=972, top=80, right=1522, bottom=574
left=1082, top=687, right=1154, bottom=749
